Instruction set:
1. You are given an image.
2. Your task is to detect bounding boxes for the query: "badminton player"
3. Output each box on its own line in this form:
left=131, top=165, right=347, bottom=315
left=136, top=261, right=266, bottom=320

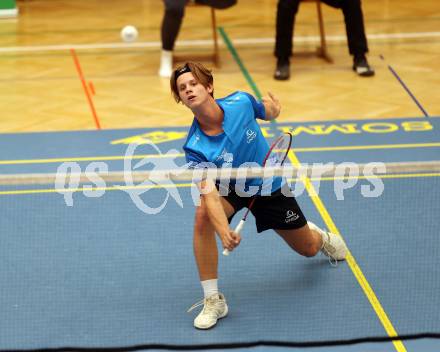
left=170, top=62, right=347, bottom=329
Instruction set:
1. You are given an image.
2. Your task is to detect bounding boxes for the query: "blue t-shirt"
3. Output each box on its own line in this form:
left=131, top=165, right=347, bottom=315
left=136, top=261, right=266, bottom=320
left=183, top=91, right=283, bottom=195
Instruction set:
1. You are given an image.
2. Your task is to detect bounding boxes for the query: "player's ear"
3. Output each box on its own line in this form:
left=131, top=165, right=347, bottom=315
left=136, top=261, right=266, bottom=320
left=207, top=84, right=213, bottom=94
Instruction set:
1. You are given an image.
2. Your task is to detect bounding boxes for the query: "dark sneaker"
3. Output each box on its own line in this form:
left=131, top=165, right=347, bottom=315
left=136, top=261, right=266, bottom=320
left=353, top=55, right=375, bottom=77
left=274, top=58, right=290, bottom=80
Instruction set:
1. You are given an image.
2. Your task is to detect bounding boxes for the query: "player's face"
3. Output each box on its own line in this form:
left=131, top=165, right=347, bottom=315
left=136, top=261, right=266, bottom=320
left=176, top=72, right=213, bottom=109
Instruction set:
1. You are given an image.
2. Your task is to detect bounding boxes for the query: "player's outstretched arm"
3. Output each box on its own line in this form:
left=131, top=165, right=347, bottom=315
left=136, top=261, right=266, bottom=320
left=262, top=92, right=281, bottom=120
left=197, top=179, right=241, bottom=252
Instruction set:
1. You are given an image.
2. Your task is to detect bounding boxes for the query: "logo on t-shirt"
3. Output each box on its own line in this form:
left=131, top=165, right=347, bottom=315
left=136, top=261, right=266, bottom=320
left=192, top=134, right=200, bottom=146
left=246, top=128, right=257, bottom=144
left=216, top=148, right=233, bottom=164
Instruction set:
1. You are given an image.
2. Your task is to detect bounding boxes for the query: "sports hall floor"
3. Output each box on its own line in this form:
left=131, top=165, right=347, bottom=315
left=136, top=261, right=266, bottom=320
left=0, top=1, right=439, bottom=351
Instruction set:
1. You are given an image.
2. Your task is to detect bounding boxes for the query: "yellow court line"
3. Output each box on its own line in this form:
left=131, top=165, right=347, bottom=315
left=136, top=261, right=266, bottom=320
left=1, top=142, right=440, bottom=165
left=0, top=172, right=438, bottom=196
left=287, top=150, right=406, bottom=352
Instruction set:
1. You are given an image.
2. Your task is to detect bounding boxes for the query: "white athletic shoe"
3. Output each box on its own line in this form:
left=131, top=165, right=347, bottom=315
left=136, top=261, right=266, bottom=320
left=187, top=293, right=228, bottom=329
left=308, top=222, right=348, bottom=264
left=321, top=230, right=348, bottom=263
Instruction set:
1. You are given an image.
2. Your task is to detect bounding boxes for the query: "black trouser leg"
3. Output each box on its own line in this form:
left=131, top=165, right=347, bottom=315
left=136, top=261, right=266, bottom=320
left=275, top=0, right=301, bottom=60
left=340, top=0, right=368, bottom=56
left=161, top=5, right=185, bottom=51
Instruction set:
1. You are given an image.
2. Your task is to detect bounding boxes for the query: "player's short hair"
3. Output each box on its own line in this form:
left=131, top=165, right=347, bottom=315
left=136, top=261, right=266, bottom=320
left=170, top=62, right=214, bottom=103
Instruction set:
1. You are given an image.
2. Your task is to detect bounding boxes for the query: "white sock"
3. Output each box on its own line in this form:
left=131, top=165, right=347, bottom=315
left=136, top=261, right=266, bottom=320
left=158, top=50, right=173, bottom=77
left=201, top=279, right=218, bottom=298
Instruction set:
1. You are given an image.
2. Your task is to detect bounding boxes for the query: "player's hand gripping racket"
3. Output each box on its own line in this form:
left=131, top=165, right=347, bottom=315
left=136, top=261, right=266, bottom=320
left=223, top=132, right=292, bottom=256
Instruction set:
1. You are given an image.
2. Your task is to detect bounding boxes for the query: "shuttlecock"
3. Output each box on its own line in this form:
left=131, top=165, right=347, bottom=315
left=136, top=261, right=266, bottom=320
left=121, top=25, right=138, bottom=43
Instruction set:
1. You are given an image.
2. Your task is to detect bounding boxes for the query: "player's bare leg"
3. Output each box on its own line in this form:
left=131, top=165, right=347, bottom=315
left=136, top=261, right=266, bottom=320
left=276, top=224, right=322, bottom=257
left=276, top=222, right=348, bottom=262
left=193, top=196, right=235, bottom=280
left=189, top=196, right=235, bottom=329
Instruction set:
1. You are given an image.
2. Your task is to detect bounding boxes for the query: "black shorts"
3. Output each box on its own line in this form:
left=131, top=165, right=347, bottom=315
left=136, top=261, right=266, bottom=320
left=221, top=183, right=307, bottom=233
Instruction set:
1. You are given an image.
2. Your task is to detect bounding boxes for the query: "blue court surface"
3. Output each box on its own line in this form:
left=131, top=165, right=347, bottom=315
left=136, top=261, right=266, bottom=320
left=1, top=117, right=439, bottom=352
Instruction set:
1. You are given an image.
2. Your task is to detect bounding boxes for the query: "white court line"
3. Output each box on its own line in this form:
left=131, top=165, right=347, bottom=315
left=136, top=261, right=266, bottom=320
left=1, top=31, right=440, bottom=53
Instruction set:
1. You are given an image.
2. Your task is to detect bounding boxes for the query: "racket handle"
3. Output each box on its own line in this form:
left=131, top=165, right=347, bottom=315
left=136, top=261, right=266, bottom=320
left=234, top=219, right=246, bottom=234
left=222, top=219, right=246, bottom=256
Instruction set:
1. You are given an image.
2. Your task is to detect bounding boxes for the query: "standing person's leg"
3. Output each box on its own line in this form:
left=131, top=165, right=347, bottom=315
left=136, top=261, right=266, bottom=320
left=274, top=0, right=301, bottom=80
left=159, top=0, right=186, bottom=77
left=339, top=0, right=374, bottom=76
left=188, top=195, right=236, bottom=329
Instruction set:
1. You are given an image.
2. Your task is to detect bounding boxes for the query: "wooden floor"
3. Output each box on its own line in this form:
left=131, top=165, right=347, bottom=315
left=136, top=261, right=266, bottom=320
left=0, top=0, right=439, bottom=132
